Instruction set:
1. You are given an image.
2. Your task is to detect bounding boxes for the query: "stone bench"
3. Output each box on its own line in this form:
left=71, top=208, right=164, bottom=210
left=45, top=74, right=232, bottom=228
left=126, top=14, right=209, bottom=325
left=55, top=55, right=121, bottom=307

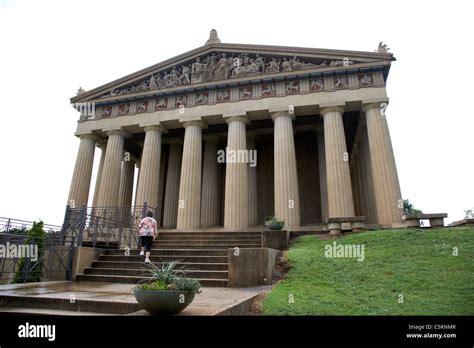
left=403, top=213, right=448, bottom=228
left=449, top=218, right=474, bottom=227
left=326, top=216, right=366, bottom=235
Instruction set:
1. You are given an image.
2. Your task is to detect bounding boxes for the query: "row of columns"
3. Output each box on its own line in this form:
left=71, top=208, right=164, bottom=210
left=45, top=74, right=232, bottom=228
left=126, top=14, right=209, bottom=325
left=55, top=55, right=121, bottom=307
left=67, top=101, right=403, bottom=228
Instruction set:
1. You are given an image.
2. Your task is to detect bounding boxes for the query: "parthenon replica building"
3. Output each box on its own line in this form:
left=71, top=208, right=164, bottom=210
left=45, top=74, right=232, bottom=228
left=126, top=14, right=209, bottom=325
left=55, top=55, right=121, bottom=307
left=68, top=30, right=403, bottom=232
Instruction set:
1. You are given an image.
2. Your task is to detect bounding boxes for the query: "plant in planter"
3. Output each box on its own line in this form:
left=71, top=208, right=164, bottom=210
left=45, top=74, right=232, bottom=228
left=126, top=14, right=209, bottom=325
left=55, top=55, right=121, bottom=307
left=264, top=215, right=285, bottom=230
left=133, top=261, right=202, bottom=315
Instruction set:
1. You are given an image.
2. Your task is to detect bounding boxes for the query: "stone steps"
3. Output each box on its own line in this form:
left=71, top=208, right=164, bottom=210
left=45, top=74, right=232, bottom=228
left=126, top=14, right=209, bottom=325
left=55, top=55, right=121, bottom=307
left=76, top=231, right=265, bottom=288
left=83, top=267, right=229, bottom=279
left=105, top=249, right=229, bottom=256
left=154, top=239, right=261, bottom=244
left=156, top=236, right=261, bottom=241
left=157, top=232, right=262, bottom=237
left=99, top=255, right=229, bottom=263
left=148, top=244, right=261, bottom=249
left=76, top=274, right=228, bottom=287
left=92, top=261, right=228, bottom=270
left=0, top=294, right=139, bottom=315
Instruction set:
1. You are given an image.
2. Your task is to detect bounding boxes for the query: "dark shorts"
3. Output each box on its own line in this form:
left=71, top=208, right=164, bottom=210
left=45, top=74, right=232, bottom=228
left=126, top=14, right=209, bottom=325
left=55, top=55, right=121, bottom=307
left=140, top=236, right=153, bottom=252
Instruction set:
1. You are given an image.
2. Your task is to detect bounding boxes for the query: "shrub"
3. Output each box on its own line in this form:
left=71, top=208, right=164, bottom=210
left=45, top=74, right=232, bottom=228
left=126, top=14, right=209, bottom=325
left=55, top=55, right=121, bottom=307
left=13, top=221, right=46, bottom=284
left=403, top=199, right=423, bottom=217
left=264, top=215, right=284, bottom=223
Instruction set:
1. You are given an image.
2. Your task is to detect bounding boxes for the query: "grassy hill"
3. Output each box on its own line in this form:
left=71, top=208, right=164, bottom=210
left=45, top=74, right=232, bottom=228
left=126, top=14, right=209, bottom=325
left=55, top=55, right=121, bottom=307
left=263, top=227, right=474, bottom=315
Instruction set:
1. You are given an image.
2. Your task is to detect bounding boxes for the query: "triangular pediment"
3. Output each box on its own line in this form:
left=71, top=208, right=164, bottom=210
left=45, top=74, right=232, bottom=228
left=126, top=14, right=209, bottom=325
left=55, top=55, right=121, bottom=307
left=71, top=34, right=394, bottom=103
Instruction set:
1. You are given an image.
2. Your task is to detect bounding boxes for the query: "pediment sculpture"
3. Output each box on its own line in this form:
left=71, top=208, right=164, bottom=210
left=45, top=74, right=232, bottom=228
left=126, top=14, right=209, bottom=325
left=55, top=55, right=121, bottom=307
left=101, top=53, right=355, bottom=98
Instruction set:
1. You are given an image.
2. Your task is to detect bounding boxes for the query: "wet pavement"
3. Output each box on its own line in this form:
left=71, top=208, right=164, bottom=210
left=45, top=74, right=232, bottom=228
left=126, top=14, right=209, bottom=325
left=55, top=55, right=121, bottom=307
left=0, top=281, right=268, bottom=315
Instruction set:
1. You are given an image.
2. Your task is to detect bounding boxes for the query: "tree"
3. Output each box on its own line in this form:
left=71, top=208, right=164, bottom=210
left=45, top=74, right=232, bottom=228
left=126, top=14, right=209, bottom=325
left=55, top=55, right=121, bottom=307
left=13, top=221, right=46, bottom=284
left=403, top=199, right=423, bottom=217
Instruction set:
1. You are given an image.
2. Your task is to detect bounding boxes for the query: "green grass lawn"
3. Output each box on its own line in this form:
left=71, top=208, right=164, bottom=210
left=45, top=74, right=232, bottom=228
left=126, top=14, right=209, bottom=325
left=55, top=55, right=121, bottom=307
left=262, top=227, right=474, bottom=315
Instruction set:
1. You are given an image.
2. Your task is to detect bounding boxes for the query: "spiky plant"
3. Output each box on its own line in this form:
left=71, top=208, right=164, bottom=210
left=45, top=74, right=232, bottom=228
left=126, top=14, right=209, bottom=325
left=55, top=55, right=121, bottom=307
left=136, top=261, right=202, bottom=295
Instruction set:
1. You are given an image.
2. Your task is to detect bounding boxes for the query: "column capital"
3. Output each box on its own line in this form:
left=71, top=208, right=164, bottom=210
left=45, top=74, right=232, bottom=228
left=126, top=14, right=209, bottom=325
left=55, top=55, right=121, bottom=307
left=362, top=98, right=389, bottom=112
left=319, top=103, right=345, bottom=116
left=143, top=124, right=168, bottom=133
left=77, top=133, right=99, bottom=142
left=270, top=110, right=294, bottom=121
left=182, top=120, right=207, bottom=129
left=105, top=128, right=130, bottom=137
left=225, top=115, right=250, bottom=125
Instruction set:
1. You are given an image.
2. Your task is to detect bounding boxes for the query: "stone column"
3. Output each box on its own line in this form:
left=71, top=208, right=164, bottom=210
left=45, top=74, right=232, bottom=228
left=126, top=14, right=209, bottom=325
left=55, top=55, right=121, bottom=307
left=67, top=134, right=97, bottom=208
left=362, top=129, right=378, bottom=224
left=224, top=116, right=249, bottom=229
left=118, top=158, right=135, bottom=208
left=97, top=130, right=126, bottom=207
left=176, top=121, right=205, bottom=229
left=351, top=123, right=378, bottom=224
left=201, top=135, right=220, bottom=228
left=135, top=125, right=166, bottom=208
left=350, top=148, right=363, bottom=216
left=118, top=157, right=135, bottom=225
left=247, top=132, right=258, bottom=226
left=92, top=144, right=106, bottom=208
left=316, top=129, right=328, bottom=223
left=157, top=149, right=168, bottom=226
left=320, top=105, right=354, bottom=218
left=363, top=102, right=403, bottom=224
left=272, top=111, right=300, bottom=227
left=163, top=140, right=183, bottom=228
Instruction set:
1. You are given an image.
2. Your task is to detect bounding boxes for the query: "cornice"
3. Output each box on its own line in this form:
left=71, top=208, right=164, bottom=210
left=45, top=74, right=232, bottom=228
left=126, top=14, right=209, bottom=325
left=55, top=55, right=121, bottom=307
left=71, top=43, right=393, bottom=103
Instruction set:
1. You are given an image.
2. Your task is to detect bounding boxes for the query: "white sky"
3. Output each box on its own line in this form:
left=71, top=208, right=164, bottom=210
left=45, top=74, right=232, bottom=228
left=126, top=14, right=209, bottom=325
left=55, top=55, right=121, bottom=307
left=0, top=0, right=473, bottom=225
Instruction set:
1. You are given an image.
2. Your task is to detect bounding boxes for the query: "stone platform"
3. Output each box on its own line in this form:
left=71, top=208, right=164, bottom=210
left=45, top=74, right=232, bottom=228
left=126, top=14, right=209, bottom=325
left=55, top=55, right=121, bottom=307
left=0, top=281, right=267, bottom=316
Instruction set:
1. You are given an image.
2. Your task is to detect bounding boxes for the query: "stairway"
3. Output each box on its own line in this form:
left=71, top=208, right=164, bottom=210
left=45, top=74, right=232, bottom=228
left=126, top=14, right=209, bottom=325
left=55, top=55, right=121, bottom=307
left=76, top=231, right=262, bottom=287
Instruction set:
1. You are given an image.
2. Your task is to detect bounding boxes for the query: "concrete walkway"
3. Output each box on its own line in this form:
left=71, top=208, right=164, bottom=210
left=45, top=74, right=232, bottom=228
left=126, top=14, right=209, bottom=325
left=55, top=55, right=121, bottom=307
left=0, top=281, right=269, bottom=315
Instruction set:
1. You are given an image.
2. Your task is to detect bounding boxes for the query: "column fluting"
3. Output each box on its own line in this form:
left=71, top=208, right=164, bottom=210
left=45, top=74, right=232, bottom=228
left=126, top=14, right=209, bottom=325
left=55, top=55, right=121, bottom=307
left=363, top=102, right=403, bottom=224
left=97, top=130, right=126, bottom=207
left=163, top=140, right=183, bottom=228
left=224, top=116, right=249, bottom=229
left=321, top=106, right=355, bottom=218
left=67, top=134, right=97, bottom=208
left=135, top=125, right=166, bottom=208
left=272, top=112, right=301, bottom=228
left=201, top=135, right=220, bottom=228
left=176, top=121, right=205, bottom=229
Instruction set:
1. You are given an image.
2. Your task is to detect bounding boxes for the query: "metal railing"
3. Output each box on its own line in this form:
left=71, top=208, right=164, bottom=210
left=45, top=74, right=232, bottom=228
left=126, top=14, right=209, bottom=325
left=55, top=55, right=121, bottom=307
left=0, top=217, right=62, bottom=235
left=0, top=204, right=158, bottom=284
left=0, top=232, right=76, bottom=284
left=61, top=203, right=158, bottom=250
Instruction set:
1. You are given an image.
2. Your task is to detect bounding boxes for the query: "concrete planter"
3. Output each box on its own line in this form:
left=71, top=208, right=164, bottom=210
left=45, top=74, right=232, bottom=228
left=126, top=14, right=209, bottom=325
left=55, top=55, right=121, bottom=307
left=133, top=288, right=195, bottom=315
left=264, top=220, right=285, bottom=230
